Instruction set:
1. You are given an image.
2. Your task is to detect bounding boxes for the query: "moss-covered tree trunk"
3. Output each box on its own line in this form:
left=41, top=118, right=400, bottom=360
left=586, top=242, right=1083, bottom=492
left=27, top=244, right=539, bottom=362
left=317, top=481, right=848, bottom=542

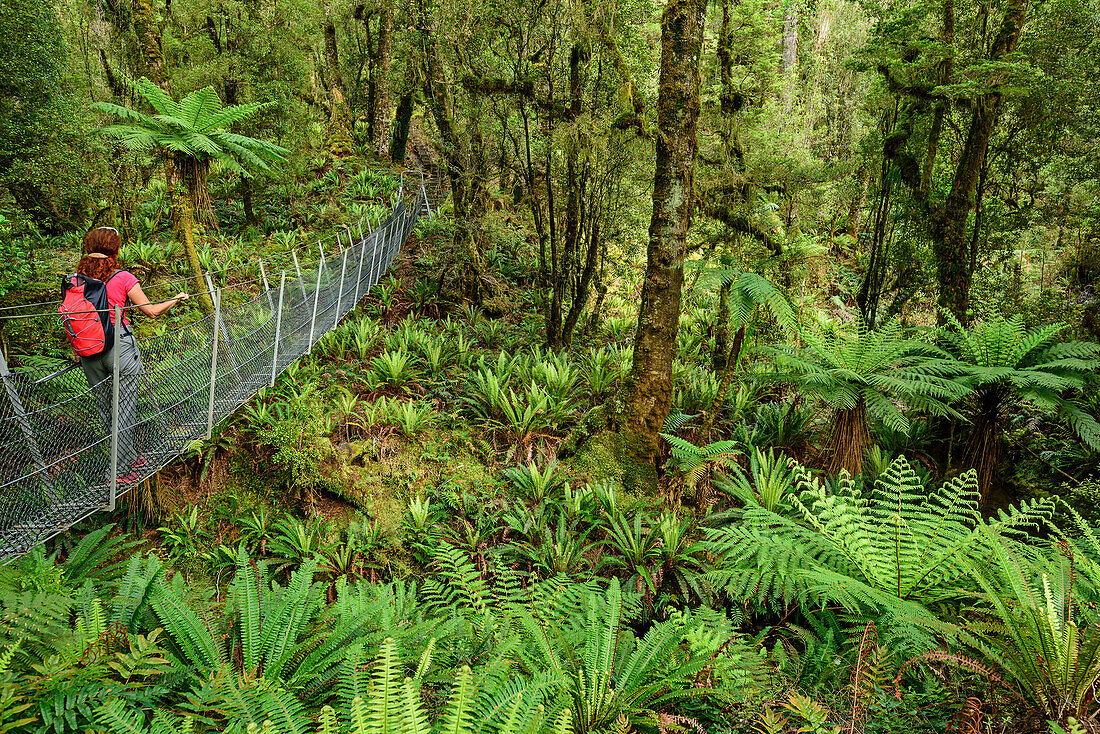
left=372, top=0, right=394, bottom=155
left=613, top=0, right=706, bottom=491
left=132, top=0, right=166, bottom=86
left=323, top=0, right=354, bottom=158
left=883, top=0, right=1027, bottom=325
left=418, top=0, right=467, bottom=219
left=174, top=196, right=215, bottom=315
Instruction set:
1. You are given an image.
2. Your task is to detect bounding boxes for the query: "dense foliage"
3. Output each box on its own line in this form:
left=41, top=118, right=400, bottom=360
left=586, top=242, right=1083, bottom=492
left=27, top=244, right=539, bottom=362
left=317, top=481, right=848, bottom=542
left=0, top=0, right=1098, bottom=731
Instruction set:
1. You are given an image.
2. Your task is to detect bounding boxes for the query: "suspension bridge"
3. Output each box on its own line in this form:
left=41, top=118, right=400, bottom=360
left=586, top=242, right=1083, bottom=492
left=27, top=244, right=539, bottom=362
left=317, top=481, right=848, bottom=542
left=0, top=170, right=439, bottom=559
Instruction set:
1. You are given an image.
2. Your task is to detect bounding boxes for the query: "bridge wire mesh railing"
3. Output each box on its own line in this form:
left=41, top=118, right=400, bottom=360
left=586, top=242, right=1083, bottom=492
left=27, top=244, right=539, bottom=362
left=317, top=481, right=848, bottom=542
left=0, top=172, right=436, bottom=558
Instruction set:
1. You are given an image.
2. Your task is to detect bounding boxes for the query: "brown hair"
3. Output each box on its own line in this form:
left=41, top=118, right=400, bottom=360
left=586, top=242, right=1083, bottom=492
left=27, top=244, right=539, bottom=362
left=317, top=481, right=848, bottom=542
left=77, top=227, right=121, bottom=281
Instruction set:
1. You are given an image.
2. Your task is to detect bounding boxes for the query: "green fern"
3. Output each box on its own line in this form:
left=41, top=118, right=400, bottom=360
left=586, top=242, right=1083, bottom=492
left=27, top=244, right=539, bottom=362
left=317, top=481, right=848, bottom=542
left=939, top=314, right=1100, bottom=498
left=707, top=455, right=1055, bottom=653
left=950, top=531, right=1100, bottom=726
left=766, top=319, right=966, bottom=475
left=149, top=586, right=224, bottom=671
left=661, top=434, right=741, bottom=486
left=111, top=554, right=164, bottom=630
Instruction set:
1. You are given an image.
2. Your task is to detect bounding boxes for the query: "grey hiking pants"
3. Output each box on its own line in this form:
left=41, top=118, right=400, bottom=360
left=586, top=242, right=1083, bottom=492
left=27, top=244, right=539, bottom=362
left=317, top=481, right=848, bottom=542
left=81, top=331, right=143, bottom=472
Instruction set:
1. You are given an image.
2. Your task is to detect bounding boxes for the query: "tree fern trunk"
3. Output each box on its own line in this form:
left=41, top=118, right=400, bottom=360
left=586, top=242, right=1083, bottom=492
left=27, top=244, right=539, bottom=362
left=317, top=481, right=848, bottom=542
left=712, top=278, right=732, bottom=372
left=828, top=401, right=870, bottom=477
left=964, top=386, right=1003, bottom=505
left=176, top=197, right=215, bottom=315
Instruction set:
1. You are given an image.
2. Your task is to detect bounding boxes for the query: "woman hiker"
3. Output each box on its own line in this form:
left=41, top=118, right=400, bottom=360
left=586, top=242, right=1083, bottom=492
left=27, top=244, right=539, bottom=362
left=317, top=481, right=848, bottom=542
left=75, top=226, right=189, bottom=484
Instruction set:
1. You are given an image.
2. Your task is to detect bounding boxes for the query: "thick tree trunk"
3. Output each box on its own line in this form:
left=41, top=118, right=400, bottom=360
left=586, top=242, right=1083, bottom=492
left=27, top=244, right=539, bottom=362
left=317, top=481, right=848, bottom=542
left=323, top=3, right=343, bottom=90
left=132, top=0, right=166, bottom=85
left=323, top=0, right=354, bottom=158
left=920, top=0, right=954, bottom=197
left=781, top=2, right=799, bottom=74
left=932, top=0, right=1026, bottom=324
left=391, top=92, right=414, bottom=163
left=613, top=0, right=706, bottom=492
left=933, top=95, right=1000, bottom=324
left=373, top=0, right=394, bottom=155
left=418, top=0, right=467, bottom=219
left=718, top=0, right=735, bottom=113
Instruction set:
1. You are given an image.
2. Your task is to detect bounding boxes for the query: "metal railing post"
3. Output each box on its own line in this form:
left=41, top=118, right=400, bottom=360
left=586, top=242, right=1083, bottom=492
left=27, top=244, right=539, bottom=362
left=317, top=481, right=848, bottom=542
left=366, top=224, right=381, bottom=296
left=109, top=305, right=122, bottom=511
left=206, top=289, right=222, bottom=439
left=385, top=213, right=397, bottom=269
left=291, top=250, right=307, bottom=302
left=270, top=271, right=286, bottom=387
left=203, top=272, right=217, bottom=303
left=353, top=228, right=368, bottom=304
left=0, top=351, right=55, bottom=502
left=335, top=249, right=349, bottom=320
left=308, top=255, right=323, bottom=354
left=258, top=258, right=276, bottom=315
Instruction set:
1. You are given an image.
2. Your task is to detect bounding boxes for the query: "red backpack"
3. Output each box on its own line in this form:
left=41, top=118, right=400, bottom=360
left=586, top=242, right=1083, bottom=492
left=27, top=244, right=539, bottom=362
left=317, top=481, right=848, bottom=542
left=59, top=272, right=120, bottom=358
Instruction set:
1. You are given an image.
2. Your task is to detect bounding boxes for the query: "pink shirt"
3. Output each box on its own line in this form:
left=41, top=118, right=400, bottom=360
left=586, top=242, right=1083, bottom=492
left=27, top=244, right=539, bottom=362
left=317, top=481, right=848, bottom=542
left=71, top=270, right=139, bottom=326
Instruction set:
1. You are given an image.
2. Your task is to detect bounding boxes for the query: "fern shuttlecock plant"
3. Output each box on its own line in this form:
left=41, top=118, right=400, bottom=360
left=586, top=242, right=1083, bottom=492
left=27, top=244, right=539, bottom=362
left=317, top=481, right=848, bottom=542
left=706, top=456, right=1055, bottom=654
left=94, top=78, right=287, bottom=313
left=716, top=447, right=797, bottom=512
left=938, top=315, right=1100, bottom=502
left=517, top=579, right=716, bottom=733
left=941, top=529, right=1100, bottom=727
left=766, top=319, right=967, bottom=476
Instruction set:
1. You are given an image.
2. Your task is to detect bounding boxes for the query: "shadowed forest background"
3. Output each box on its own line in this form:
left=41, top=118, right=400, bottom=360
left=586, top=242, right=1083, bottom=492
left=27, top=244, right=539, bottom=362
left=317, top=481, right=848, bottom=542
left=0, top=0, right=1100, bottom=731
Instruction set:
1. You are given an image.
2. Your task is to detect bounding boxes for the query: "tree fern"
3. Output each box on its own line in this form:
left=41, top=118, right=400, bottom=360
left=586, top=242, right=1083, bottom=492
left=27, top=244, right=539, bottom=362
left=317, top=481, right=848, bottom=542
left=766, top=319, right=966, bottom=475
left=707, top=456, right=1055, bottom=653
left=939, top=314, right=1100, bottom=499
left=94, top=79, right=286, bottom=179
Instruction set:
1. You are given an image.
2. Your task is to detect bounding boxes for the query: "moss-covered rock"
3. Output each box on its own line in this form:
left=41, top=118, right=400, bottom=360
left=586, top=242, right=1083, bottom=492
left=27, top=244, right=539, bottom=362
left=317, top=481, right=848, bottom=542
left=567, top=430, right=625, bottom=487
